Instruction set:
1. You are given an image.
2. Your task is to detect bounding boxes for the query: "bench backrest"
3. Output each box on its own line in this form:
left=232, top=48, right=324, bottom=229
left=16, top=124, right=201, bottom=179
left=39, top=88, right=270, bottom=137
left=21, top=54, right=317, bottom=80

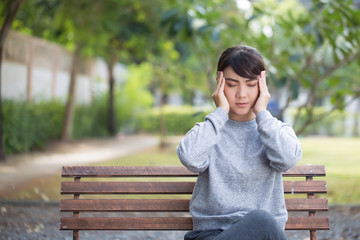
left=60, top=165, right=329, bottom=240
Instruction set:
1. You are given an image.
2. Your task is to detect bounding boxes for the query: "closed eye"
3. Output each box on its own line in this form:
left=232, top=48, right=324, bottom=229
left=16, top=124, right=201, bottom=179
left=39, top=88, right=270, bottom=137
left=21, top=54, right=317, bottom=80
left=247, top=84, right=257, bottom=87
left=227, top=83, right=237, bottom=88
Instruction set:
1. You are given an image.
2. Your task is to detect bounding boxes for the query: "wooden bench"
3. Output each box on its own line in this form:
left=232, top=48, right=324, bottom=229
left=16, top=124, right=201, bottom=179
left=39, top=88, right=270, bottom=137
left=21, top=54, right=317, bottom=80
left=60, top=165, right=329, bottom=240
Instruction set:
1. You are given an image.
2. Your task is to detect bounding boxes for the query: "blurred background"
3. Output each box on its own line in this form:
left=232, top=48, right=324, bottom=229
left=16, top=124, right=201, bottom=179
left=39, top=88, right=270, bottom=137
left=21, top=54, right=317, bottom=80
left=0, top=0, right=360, bottom=239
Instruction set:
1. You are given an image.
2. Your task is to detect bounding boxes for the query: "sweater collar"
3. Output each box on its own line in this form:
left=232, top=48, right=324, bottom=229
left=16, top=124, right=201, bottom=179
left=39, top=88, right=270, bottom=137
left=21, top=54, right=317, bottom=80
left=226, top=117, right=257, bottom=128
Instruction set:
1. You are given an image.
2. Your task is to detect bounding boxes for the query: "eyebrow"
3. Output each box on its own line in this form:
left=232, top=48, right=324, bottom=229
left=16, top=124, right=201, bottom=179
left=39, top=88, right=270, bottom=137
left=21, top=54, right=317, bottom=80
left=225, top=77, right=258, bottom=83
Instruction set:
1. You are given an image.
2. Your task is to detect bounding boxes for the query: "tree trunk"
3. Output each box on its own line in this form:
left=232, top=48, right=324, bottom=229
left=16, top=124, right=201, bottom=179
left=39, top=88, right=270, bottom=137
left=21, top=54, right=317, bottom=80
left=0, top=0, right=26, bottom=161
left=0, top=47, right=5, bottom=161
left=107, top=60, right=117, bottom=135
left=61, top=45, right=81, bottom=141
left=159, top=93, right=168, bottom=148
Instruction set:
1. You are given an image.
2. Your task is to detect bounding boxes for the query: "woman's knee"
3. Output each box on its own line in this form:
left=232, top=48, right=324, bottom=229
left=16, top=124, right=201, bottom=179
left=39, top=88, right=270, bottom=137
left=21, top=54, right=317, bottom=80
left=244, top=210, right=278, bottom=230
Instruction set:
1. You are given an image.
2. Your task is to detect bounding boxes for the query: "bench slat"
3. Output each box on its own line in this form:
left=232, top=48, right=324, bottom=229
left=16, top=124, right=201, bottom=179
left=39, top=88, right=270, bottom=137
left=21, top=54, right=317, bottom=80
left=60, top=199, right=190, bottom=212
left=283, top=165, right=325, bottom=177
left=283, top=181, right=327, bottom=194
left=60, top=198, right=328, bottom=212
left=285, top=198, right=328, bottom=211
left=62, top=166, right=197, bottom=177
left=61, top=217, right=193, bottom=230
left=62, top=165, right=326, bottom=178
left=60, top=217, right=329, bottom=231
left=61, top=181, right=327, bottom=195
left=286, top=217, right=330, bottom=230
left=61, top=182, right=195, bottom=194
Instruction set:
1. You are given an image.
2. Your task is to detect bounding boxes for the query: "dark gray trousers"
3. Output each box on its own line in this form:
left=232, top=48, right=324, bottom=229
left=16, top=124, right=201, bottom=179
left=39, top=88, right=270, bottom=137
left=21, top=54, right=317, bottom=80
left=184, top=210, right=288, bottom=240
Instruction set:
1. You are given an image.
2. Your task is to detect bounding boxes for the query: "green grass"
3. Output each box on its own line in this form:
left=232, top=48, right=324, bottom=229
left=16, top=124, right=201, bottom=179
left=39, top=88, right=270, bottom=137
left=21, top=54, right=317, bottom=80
left=296, top=137, right=360, bottom=204
left=1, top=137, right=360, bottom=204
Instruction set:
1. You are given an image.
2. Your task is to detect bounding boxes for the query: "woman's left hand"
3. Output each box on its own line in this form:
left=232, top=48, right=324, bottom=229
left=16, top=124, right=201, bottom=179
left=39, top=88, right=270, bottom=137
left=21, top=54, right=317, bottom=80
left=253, top=71, right=271, bottom=115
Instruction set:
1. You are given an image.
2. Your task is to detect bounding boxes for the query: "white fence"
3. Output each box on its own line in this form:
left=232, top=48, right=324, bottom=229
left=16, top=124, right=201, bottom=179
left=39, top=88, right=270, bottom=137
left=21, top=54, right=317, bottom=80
left=1, top=31, right=125, bottom=104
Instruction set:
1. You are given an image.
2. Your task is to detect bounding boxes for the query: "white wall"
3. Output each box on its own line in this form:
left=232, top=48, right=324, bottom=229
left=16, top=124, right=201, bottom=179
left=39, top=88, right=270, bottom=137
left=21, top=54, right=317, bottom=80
left=1, top=31, right=112, bottom=105
left=1, top=61, right=28, bottom=100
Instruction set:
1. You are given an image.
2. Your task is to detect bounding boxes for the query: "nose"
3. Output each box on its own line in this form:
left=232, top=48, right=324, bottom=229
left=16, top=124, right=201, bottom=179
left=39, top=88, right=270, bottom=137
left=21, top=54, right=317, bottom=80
left=235, top=86, right=246, bottom=98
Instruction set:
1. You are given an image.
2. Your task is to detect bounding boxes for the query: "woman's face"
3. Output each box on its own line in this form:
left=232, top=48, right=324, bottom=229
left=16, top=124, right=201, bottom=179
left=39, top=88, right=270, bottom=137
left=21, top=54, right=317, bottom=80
left=223, top=66, right=260, bottom=121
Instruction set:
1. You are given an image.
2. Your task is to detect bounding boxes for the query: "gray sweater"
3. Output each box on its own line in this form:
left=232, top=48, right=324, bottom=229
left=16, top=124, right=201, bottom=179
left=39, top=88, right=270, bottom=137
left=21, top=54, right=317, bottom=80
left=177, top=108, right=302, bottom=231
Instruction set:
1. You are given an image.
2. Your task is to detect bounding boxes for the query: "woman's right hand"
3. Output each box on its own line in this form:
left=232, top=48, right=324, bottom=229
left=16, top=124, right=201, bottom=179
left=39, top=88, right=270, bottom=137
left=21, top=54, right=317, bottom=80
left=212, top=71, right=230, bottom=113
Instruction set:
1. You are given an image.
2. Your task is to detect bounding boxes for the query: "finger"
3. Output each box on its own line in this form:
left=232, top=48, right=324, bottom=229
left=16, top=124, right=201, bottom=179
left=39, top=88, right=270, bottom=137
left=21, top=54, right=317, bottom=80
left=215, top=71, right=222, bottom=89
left=217, top=71, right=224, bottom=91
left=220, top=76, right=225, bottom=91
left=257, top=74, right=262, bottom=92
left=262, top=71, right=266, bottom=84
left=260, top=71, right=267, bottom=91
left=261, top=70, right=265, bottom=79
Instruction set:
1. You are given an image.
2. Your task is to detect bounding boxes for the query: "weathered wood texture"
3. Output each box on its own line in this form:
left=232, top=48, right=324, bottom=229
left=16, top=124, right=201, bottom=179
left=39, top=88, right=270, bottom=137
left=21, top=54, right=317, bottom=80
left=61, top=181, right=327, bottom=195
left=61, top=165, right=325, bottom=177
left=60, top=165, right=329, bottom=240
left=60, top=216, right=329, bottom=231
left=60, top=198, right=328, bottom=212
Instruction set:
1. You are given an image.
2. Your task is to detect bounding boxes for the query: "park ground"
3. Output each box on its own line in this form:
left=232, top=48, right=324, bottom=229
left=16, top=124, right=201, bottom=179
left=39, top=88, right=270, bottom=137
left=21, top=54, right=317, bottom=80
left=0, top=135, right=359, bottom=239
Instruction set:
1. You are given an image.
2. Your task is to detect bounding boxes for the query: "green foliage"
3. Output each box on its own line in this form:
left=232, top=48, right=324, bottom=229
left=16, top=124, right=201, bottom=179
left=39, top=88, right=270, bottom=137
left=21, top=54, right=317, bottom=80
left=2, top=100, right=64, bottom=154
left=72, top=95, right=110, bottom=139
left=6, top=0, right=360, bottom=140
left=2, top=96, right=141, bottom=153
left=288, top=107, right=347, bottom=136
left=115, top=63, right=154, bottom=132
left=135, top=105, right=210, bottom=135
left=72, top=62, right=155, bottom=137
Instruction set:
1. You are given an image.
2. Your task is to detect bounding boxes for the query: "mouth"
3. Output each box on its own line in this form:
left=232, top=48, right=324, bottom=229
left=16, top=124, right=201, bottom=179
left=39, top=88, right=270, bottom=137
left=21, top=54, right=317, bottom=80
left=235, top=103, right=248, bottom=108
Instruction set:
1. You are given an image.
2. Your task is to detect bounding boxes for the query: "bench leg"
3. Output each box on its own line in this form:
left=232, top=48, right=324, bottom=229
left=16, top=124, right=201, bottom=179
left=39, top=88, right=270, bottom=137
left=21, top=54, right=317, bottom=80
left=310, top=230, right=317, bottom=240
left=73, top=230, right=79, bottom=240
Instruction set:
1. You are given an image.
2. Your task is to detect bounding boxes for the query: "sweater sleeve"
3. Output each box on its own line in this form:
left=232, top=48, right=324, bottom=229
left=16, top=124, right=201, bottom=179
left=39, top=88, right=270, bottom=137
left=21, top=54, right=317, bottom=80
left=256, top=110, right=303, bottom=172
left=177, top=107, right=229, bottom=173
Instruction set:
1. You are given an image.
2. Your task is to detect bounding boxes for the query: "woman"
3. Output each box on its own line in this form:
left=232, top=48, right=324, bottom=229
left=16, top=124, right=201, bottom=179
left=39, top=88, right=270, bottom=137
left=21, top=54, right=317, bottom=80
left=177, top=45, right=303, bottom=240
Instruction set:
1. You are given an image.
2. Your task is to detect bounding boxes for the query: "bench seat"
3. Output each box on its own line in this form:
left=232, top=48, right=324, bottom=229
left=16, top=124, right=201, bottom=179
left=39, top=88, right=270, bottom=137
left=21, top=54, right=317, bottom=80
left=60, top=165, right=329, bottom=240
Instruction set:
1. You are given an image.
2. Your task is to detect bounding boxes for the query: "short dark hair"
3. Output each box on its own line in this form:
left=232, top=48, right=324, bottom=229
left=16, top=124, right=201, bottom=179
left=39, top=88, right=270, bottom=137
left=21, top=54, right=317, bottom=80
left=217, top=45, right=266, bottom=80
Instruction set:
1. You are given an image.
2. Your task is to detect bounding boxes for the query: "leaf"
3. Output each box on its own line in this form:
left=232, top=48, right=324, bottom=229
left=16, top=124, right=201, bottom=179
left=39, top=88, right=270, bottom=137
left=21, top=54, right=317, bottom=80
left=185, top=15, right=193, bottom=36
left=197, top=24, right=211, bottom=33
left=291, top=80, right=299, bottom=99
left=303, top=23, right=313, bottom=34
left=160, top=8, right=179, bottom=25
left=253, top=6, right=264, bottom=14
left=314, top=30, right=323, bottom=47
left=328, top=77, right=340, bottom=87
left=211, top=28, right=221, bottom=42
left=289, top=54, right=302, bottom=63
left=271, top=76, right=286, bottom=88
left=173, top=16, right=186, bottom=32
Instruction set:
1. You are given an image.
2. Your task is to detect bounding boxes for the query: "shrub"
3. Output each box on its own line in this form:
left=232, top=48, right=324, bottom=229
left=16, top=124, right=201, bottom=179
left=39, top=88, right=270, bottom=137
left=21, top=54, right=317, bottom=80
left=2, top=100, right=64, bottom=154
left=72, top=94, right=110, bottom=139
left=135, top=105, right=211, bottom=135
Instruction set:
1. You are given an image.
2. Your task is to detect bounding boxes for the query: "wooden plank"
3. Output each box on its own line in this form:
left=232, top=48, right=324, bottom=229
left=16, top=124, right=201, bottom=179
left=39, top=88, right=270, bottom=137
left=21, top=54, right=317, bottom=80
left=60, top=217, right=329, bottom=231
left=285, top=198, right=328, bottom=211
left=62, top=166, right=198, bottom=177
left=285, top=217, right=330, bottom=230
left=60, top=217, right=193, bottom=230
left=62, top=165, right=325, bottom=178
left=284, top=181, right=327, bottom=194
left=60, top=199, right=190, bottom=212
left=62, top=181, right=326, bottom=195
left=61, top=199, right=328, bottom=212
left=61, top=182, right=195, bottom=194
left=283, top=165, right=325, bottom=177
